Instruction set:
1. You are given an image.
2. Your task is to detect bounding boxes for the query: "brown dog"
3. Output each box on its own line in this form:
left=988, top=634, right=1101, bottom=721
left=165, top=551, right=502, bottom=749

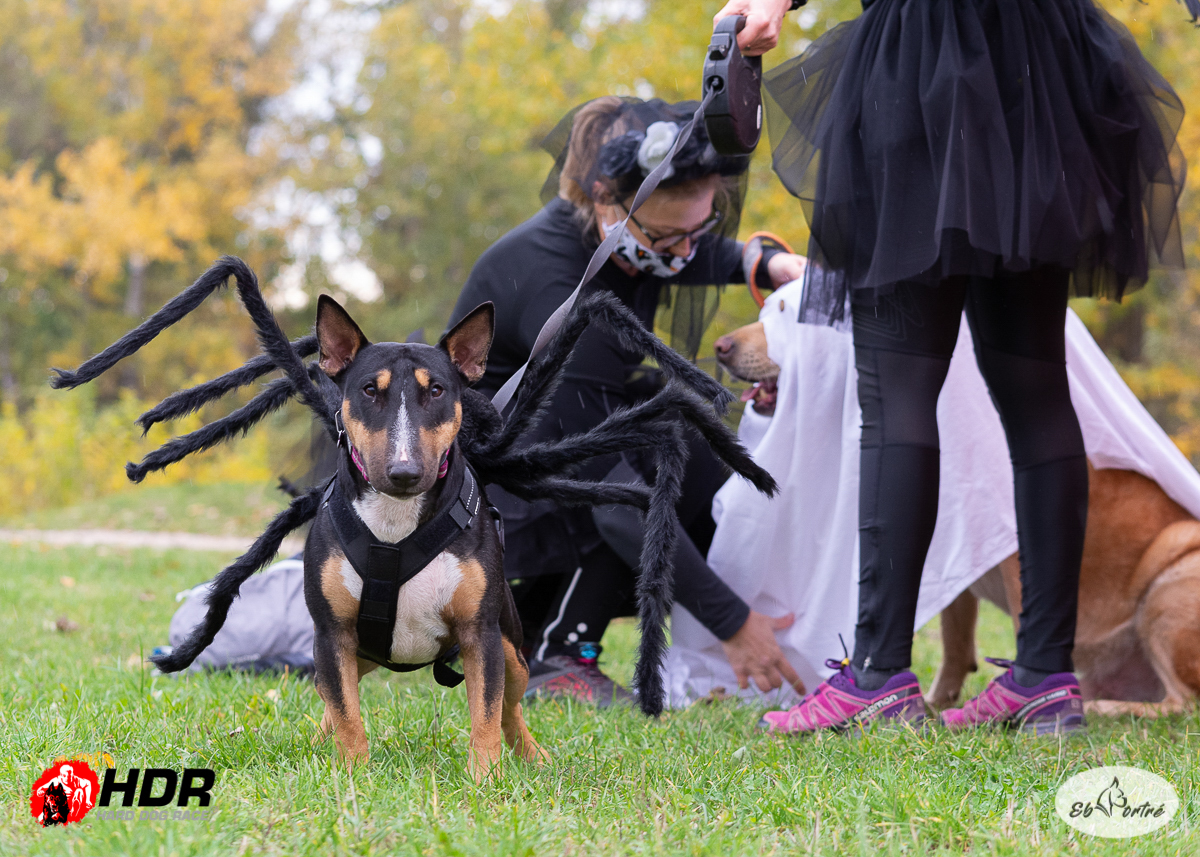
left=716, top=320, right=1200, bottom=715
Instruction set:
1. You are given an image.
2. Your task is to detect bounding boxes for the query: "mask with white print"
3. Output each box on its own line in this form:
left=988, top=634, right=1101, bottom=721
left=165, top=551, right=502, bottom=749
left=600, top=218, right=698, bottom=278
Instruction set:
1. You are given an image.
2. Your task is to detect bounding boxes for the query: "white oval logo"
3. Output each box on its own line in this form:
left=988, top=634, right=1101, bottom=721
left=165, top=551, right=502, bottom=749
left=1055, top=766, right=1178, bottom=838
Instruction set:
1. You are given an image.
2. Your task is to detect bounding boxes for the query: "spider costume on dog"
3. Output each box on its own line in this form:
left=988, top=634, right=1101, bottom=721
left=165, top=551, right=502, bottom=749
left=50, top=256, right=776, bottom=716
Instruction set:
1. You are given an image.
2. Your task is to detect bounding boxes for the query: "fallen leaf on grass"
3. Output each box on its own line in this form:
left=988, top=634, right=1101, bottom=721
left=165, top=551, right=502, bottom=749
left=60, top=576, right=76, bottom=588
left=138, top=591, right=156, bottom=602
left=55, top=616, right=80, bottom=633
left=700, top=687, right=731, bottom=704
left=228, top=726, right=244, bottom=737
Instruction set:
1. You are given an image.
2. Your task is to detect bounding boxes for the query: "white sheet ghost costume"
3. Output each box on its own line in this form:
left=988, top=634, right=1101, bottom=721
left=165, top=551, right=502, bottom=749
left=662, top=279, right=1200, bottom=708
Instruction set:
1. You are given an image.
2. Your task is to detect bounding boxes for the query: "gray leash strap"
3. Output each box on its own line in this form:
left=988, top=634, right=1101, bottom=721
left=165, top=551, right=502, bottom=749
left=490, top=88, right=718, bottom=415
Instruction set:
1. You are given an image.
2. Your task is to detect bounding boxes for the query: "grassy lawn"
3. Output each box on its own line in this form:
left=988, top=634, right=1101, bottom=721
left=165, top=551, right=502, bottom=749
left=2, top=539, right=1198, bottom=855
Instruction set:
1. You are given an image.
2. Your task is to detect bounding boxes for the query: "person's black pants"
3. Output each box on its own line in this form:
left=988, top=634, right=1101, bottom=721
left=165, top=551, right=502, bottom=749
left=850, top=268, right=1087, bottom=675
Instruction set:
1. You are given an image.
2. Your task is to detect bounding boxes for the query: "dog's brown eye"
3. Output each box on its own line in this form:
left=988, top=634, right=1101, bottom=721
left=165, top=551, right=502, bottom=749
left=363, top=382, right=377, bottom=398
left=430, top=384, right=444, bottom=398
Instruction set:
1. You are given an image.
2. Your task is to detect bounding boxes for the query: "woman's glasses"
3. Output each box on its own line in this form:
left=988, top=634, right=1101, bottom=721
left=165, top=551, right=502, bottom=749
left=617, top=201, right=724, bottom=253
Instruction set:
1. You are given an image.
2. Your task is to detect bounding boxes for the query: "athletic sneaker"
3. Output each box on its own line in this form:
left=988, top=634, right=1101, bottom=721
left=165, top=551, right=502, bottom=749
left=940, top=658, right=1086, bottom=735
left=758, top=657, right=927, bottom=735
left=524, top=644, right=635, bottom=708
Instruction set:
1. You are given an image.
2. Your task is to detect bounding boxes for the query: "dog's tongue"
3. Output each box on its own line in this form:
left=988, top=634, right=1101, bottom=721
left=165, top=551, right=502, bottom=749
left=740, top=383, right=762, bottom=403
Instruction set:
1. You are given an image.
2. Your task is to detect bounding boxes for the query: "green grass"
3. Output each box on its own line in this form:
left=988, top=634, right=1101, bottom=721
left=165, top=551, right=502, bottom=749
left=2, top=541, right=1198, bottom=856
left=0, top=482, right=289, bottom=537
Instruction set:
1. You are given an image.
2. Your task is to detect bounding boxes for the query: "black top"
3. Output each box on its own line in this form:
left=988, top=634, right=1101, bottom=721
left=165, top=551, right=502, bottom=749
left=452, top=197, right=769, bottom=394
left=449, top=197, right=767, bottom=640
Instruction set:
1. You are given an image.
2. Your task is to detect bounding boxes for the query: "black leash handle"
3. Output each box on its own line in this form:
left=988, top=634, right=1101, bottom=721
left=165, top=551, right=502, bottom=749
left=489, top=88, right=718, bottom=415
left=702, top=16, right=764, bottom=156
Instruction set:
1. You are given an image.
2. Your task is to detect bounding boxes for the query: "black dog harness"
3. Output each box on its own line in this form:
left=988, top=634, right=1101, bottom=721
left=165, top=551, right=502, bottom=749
left=321, top=447, right=483, bottom=687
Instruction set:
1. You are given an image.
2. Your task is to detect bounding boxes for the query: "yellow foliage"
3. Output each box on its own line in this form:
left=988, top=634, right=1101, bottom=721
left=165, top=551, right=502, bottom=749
left=0, top=388, right=275, bottom=517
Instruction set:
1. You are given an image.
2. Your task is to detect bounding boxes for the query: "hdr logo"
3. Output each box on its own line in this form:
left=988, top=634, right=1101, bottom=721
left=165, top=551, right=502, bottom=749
left=31, top=761, right=217, bottom=827
left=98, top=767, right=216, bottom=808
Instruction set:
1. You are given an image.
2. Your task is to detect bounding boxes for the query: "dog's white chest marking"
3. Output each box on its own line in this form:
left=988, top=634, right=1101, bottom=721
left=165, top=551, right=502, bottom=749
left=349, top=492, right=458, bottom=663
left=388, top=551, right=461, bottom=663
left=354, top=492, right=424, bottom=543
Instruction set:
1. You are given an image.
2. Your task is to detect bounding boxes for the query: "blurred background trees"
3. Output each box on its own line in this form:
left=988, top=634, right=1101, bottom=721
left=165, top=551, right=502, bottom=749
left=0, top=0, right=1198, bottom=513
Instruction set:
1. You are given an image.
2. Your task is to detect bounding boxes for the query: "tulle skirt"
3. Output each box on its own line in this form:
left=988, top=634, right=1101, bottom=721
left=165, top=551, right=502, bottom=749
left=763, top=0, right=1186, bottom=324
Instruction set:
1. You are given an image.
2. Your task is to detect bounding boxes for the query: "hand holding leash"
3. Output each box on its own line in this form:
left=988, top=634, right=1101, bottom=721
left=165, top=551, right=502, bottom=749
left=713, top=0, right=798, bottom=57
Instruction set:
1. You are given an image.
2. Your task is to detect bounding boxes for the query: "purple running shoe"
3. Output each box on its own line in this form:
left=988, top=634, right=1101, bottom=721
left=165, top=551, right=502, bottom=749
left=758, top=658, right=927, bottom=735
left=940, top=658, right=1086, bottom=735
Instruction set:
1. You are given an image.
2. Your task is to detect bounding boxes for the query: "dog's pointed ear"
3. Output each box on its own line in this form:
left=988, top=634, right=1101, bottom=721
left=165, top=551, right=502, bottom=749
left=316, top=295, right=369, bottom=377
left=439, top=302, right=494, bottom=385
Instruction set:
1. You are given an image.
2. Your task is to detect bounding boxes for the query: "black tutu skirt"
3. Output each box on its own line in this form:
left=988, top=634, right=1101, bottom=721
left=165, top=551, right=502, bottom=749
left=763, top=0, right=1186, bottom=324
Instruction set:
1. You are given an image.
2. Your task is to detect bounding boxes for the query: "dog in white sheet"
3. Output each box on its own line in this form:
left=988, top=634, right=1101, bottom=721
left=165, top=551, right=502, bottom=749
left=663, top=279, right=1200, bottom=716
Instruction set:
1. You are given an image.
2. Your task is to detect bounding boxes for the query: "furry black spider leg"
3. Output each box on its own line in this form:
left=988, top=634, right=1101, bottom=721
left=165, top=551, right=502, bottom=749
left=483, top=413, right=676, bottom=482
left=576, top=382, right=776, bottom=497
left=567, top=292, right=733, bottom=413
left=51, top=256, right=336, bottom=437
left=125, top=377, right=297, bottom=483
left=137, top=334, right=318, bottom=433
left=474, top=290, right=734, bottom=460
left=49, top=258, right=250, bottom=390
left=482, top=383, right=775, bottom=494
left=494, top=476, right=652, bottom=510
left=472, top=294, right=593, bottom=456
left=150, top=480, right=329, bottom=673
left=632, top=422, right=688, bottom=717
left=216, top=258, right=335, bottom=436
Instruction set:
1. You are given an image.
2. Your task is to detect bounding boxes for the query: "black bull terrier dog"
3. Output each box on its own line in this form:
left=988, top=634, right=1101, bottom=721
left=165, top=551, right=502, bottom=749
left=306, top=295, right=546, bottom=779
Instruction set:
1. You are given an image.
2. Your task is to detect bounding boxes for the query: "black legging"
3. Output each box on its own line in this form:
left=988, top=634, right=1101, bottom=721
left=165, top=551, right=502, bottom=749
left=851, top=268, right=1088, bottom=675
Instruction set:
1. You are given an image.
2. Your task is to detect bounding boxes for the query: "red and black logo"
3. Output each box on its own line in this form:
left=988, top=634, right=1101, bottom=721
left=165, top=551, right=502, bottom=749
left=30, top=759, right=217, bottom=827
left=29, top=760, right=100, bottom=827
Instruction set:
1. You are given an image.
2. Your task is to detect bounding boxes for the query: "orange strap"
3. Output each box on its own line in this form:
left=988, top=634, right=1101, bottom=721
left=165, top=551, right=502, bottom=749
left=744, top=231, right=795, bottom=309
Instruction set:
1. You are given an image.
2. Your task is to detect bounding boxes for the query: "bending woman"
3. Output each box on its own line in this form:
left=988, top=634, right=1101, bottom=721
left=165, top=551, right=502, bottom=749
left=722, top=0, right=1186, bottom=734
left=448, top=96, right=807, bottom=706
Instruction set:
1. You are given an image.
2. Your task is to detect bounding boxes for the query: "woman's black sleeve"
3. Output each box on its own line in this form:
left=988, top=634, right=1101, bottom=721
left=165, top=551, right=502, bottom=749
left=674, top=235, right=781, bottom=290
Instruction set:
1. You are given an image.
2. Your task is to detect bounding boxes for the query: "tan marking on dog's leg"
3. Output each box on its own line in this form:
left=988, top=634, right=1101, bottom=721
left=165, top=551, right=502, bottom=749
left=414, top=367, right=430, bottom=387
left=927, top=589, right=979, bottom=710
left=444, top=559, right=505, bottom=781
left=460, top=632, right=506, bottom=783
left=315, top=631, right=371, bottom=770
left=314, top=656, right=379, bottom=747
left=312, top=707, right=334, bottom=746
left=320, top=553, right=360, bottom=622
left=501, top=638, right=547, bottom=764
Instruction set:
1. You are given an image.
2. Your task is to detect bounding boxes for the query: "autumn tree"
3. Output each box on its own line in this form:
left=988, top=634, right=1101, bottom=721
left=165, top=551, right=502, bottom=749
left=0, top=0, right=303, bottom=404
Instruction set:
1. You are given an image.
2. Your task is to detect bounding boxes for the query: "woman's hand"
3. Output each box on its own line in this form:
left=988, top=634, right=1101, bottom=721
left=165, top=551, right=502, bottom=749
left=720, top=610, right=806, bottom=693
left=714, top=0, right=793, bottom=56
left=767, top=252, right=807, bottom=287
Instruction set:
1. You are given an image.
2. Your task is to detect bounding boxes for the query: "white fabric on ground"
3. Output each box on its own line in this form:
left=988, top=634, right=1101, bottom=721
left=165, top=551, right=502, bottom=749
left=663, top=280, right=1200, bottom=708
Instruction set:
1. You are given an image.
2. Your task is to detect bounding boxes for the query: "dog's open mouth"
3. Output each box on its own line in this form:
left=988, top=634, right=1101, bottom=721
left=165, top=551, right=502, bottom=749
left=739, top=378, right=778, bottom=416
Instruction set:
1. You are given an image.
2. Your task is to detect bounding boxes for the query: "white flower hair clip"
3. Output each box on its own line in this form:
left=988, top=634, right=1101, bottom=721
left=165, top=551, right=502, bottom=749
left=637, top=121, right=680, bottom=179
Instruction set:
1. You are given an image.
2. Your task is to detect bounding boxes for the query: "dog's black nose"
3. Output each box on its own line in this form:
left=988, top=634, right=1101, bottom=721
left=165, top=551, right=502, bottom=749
left=387, top=462, right=422, bottom=490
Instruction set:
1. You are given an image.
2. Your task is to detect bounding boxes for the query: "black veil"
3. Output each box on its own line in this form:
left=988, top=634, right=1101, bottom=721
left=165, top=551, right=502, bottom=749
left=539, top=97, right=750, bottom=360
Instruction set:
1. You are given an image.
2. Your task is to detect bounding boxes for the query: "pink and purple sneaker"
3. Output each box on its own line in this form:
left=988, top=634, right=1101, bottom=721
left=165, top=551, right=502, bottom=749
left=758, top=658, right=927, bottom=735
left=940, top=658, right=1086, bottom=735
